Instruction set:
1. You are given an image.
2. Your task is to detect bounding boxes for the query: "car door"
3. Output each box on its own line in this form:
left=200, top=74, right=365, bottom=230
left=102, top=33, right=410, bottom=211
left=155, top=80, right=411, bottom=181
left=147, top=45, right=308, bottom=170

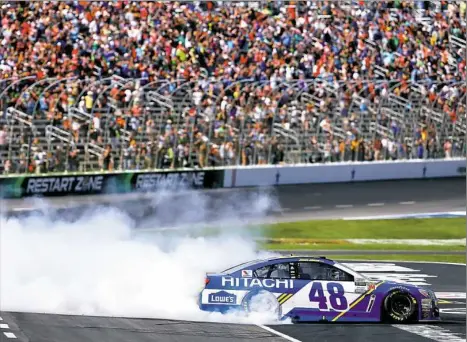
left=249, top=262, right=294, bottom=314
left=281, top=261, right=359, bottom=321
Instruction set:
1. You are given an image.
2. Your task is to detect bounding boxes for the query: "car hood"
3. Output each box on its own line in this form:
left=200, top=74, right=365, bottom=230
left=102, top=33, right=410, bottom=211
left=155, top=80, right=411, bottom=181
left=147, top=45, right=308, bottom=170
left=378, top=281, right=437, bottom=298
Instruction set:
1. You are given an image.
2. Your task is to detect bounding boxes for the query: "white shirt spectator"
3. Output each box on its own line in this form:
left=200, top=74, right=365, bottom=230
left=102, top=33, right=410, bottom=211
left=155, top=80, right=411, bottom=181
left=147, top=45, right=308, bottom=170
left=93, top=116, right=101, bottom=130
left=0, top=126, right=7, bottom=146
left=193, top=90, right=203, bottom=106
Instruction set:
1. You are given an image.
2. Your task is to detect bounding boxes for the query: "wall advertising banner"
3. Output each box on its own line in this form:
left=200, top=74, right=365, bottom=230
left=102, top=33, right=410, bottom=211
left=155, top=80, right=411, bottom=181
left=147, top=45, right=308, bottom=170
left=0, top=169, right=225, bottom=199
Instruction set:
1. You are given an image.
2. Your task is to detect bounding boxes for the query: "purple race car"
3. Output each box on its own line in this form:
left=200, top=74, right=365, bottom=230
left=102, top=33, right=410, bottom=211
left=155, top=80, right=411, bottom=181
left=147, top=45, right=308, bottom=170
left=198, top=256, right=440, bottom=323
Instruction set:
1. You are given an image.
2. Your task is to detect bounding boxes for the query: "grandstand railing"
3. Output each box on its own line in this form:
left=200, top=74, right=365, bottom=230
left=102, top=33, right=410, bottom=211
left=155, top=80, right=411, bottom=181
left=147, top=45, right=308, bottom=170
left=0, top=77, right=465, bottom=174
left=45, top=125, right=73, bottom=172
left=5, top=107, right=36, bottom=164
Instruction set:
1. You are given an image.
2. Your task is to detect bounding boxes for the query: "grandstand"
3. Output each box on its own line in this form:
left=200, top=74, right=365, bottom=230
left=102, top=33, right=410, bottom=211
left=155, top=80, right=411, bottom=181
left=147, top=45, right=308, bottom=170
left=0, top=0, right=465, bottom=174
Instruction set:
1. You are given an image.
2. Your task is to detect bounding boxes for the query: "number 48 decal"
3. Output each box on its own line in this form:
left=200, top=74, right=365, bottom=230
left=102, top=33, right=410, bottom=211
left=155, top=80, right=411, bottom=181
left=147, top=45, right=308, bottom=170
left=309, top=282, right=348, bottom=311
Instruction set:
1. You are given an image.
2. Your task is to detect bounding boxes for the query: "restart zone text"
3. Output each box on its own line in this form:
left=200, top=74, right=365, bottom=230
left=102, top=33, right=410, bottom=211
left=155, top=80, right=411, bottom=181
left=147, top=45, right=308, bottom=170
left=198, top=256, right=440, bottom=323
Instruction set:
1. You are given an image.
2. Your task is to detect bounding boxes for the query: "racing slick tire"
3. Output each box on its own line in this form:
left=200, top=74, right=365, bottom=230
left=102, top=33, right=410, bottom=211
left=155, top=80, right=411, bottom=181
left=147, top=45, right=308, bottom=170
left=382, top=290, right=418, bottom=323
left=242, top=290, right=281, bottom=319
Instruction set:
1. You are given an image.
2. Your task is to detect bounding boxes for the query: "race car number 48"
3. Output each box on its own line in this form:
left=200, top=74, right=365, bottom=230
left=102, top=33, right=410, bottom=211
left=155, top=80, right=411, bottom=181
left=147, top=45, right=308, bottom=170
left=309, top=282, right=349, bottom=311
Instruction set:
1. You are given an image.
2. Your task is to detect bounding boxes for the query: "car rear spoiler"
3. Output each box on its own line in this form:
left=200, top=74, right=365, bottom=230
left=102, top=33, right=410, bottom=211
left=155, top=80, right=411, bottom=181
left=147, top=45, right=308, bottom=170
left=206, top=272, right=226, bottom=276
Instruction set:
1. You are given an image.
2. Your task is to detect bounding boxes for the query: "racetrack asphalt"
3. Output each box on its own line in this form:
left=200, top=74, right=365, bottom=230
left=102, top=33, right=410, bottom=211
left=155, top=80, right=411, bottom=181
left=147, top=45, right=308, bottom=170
left=1, top=261, right=465, bottom=342
left=0, top=178, right=465, bottom=342
left=2, top=178, right=465, bottom=222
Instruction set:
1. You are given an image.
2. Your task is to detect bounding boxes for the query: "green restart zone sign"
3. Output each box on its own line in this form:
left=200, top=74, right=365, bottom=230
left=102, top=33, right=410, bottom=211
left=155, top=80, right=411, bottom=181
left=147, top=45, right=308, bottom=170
left=0, top=169, right=225, bottom=198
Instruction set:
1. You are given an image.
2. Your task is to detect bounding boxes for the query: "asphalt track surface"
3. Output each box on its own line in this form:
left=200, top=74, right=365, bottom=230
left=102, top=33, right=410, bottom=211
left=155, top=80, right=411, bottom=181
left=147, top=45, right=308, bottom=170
left=1, top=261, right=465, bottom=342
left=0, top=178, right=465, bottom=342
left=2, top=178, right=466, bottom=221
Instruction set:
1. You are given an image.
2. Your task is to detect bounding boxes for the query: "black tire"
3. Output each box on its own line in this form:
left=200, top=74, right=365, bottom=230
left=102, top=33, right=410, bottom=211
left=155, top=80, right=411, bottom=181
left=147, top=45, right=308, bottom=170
left=382, top=290, right=418, bottom=323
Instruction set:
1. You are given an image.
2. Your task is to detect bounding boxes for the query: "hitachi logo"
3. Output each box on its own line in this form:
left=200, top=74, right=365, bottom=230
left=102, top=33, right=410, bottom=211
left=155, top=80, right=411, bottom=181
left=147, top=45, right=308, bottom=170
left=221, top=277, right=294, bottom=289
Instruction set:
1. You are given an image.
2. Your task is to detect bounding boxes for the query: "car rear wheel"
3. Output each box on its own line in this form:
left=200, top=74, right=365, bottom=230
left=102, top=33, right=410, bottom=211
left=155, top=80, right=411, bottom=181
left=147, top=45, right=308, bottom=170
left=242, top=290, right=281, bottom=319
left=382, top=290, right=417, bottom=323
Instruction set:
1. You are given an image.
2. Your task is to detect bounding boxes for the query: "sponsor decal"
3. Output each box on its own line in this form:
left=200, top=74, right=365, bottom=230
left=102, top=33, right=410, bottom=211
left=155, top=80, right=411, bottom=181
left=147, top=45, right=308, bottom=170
left=457, top=166, right=466, bottom=175
left=241, top=270, right=252, bottom=278
left=208, top=290, right=237, bottom=304
left=135, top=172, right=205, bottom=190
left=421, top=298, right=432, bottom=309
left=289, top=263, right=297, bottom=278
left=388, top=285, right=412, bottom=292
left=25, top=176, right=104, bottom=195
left=366, top=294, right=376, bottom=313
left=354, top=279, right=367, bottom=286
left=355, top=286, right=367, bottom=294
left=221, top=277, right=294, bottom=289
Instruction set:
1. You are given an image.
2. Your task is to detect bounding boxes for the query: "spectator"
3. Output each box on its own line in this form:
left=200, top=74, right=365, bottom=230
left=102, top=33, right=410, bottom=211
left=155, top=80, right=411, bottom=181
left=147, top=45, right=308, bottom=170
left=0, top=125, right=7, bottom=151
left=101, top=144, right=113, bottom=171
left=444, top=139, right=453, bottom=159
left=0, top=1, right=465, bottom=174
left=33, top=147, right=46, bottom=174
left=3, top=159, right=11, bottom=174
left=68, top=148, right=80, bottom=172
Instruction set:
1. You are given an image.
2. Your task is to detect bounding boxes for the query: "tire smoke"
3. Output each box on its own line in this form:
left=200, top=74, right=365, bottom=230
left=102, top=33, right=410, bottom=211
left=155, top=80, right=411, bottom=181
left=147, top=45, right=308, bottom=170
left=0, top=188, right=284, bottom=324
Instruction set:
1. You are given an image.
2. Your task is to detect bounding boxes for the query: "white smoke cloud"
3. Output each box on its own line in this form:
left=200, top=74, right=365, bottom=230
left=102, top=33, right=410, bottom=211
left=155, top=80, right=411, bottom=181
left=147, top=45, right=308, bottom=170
left=0, top=188, right=287, bottom=324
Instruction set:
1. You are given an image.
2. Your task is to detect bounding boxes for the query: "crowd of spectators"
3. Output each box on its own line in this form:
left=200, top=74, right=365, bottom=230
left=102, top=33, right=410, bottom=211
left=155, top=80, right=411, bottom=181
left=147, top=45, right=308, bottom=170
left=0, top=0, right=465, bottom=174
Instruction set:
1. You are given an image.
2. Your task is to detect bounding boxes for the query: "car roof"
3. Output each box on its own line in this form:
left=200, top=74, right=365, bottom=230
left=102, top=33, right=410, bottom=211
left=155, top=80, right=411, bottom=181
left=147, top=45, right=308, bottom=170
left=265, top=256, right=336, bottom=264
left=221, top=255, right=336, bottom=274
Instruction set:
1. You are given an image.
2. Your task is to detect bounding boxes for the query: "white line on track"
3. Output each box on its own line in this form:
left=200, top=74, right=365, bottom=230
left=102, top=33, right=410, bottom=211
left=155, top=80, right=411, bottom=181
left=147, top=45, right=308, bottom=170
left=393, top=324, right=466, bottom=342
left=303, top=206, right=322, bottom=210
left=335, top=204, right=353, bottom=208
left=439, top=308, right=466, bottom=315
left=3, top=332, right=17, bottom=339
left=399, top=201, right=416, bottom=205
left=256, top=325, right=302, bottom=342
left=0, top=324, right=9, bottom=329
left=367, top=203, right=385, bottom=206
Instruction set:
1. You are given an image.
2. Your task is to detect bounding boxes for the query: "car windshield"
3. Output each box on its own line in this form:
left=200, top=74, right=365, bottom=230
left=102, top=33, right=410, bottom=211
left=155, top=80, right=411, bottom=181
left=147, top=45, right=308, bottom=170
left=222, top=259, right=263, bottom=274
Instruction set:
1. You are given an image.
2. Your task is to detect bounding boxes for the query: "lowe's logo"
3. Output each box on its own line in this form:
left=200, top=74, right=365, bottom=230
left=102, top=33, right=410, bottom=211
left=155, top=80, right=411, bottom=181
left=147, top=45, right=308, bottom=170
left=208, top=291, right=237, bottom=304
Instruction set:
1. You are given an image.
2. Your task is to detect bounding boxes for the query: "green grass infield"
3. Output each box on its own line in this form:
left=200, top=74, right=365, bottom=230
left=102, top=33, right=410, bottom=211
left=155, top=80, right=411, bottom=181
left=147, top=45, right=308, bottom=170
left=259, top=217, right=465, bottom=240
left=262, top=242, right=466, bottom=251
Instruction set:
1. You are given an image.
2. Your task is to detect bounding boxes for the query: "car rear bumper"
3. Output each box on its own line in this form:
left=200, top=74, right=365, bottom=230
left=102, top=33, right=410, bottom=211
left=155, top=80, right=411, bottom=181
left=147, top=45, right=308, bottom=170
left=198, top=291, right=240, bottom=313
left=199, top=303, right=241, bottom=314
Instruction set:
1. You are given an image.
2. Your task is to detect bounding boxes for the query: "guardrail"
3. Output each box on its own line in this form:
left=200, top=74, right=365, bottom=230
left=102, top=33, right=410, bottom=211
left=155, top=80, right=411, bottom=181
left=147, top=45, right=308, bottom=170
left=0, top=158, right=464, bottom=199
left=222, top=158, right=466, bottom=188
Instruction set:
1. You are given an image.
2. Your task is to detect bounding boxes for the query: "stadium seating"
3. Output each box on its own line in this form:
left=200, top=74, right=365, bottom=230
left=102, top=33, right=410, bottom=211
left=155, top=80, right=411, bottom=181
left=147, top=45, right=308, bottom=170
left=0, top=0, right=465, bottom=174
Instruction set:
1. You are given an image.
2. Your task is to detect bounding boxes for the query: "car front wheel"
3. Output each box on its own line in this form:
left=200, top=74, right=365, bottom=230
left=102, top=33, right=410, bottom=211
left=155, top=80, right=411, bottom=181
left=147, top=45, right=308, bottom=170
left=382, top=290, right=417, bottom=323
